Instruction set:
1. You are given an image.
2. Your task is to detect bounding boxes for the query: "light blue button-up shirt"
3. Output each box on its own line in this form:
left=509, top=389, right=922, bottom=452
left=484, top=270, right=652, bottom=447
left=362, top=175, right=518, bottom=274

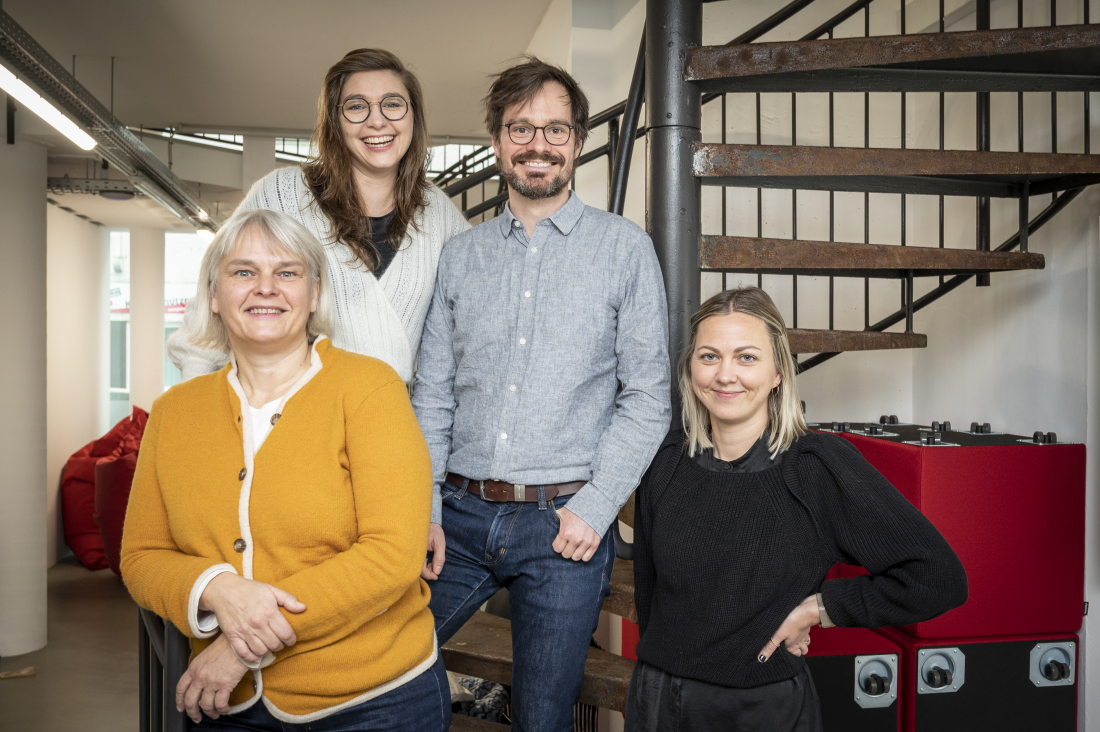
left=411, top=192, right=671, bottom=535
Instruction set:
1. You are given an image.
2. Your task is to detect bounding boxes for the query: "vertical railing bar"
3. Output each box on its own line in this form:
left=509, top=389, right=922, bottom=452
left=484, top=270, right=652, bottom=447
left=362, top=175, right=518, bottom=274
left=607, top=116, right=619, bottom=210
left=829, top=58, right=835, bottom=332
left=899, top=0, right=906, bottom=324
left=791, top=91, right=797, bottom=329
left=757, top=91, right=763, bottom=289
left=722, top=95, right=727, bottom=291
left=864, top=2, right=871, bottom=329
left=139, top=613, right=150, bottom=732
left=937, top=0, right=946, bottom=286
left=976, top=0, right=991, bottom=286
left=1020, top=180, right=1030, bottom=252
left=905, top=270, right=914, bottom=332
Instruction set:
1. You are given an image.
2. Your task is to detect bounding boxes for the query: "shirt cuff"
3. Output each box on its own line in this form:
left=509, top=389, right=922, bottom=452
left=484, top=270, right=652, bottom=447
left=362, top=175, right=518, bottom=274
left=188, top=564, right=238, bottom=638
left=230, top=646, right=276, bottom=670
left=558, top=481, right=619, bottom=538
left=431, top=485, right=443, bottom=525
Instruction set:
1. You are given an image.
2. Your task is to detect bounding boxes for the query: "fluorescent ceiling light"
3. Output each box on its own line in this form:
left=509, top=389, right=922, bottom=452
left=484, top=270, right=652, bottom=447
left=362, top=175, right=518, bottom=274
left=0, top=63, right=96, bottom=150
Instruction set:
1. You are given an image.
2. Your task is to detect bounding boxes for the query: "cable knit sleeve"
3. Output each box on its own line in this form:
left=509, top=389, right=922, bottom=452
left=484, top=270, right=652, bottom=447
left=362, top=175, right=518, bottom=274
left=793, top=434, right=969, bottom=629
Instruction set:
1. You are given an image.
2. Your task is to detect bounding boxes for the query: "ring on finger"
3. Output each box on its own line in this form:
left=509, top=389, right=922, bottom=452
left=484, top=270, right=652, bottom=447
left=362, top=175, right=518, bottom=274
left=768, top=638, right=781, bottom=649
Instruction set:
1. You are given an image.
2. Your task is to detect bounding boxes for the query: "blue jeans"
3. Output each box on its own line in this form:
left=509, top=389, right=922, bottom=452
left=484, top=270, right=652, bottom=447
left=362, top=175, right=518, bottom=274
left=191, top=653, right=450, bottom=732
left=429, top=478, right=615, bottom=732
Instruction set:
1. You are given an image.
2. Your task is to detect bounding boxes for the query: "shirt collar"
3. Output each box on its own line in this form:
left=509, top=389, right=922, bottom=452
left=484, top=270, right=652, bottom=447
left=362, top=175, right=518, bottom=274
left=498, top=191, right=585, bottom=238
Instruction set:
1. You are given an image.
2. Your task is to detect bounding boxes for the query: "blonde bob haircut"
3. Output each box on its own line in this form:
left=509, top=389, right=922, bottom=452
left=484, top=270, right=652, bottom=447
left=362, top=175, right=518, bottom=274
left=679, top=287, right=807, bottom=458
left=187, top=208, right=336, bottom=354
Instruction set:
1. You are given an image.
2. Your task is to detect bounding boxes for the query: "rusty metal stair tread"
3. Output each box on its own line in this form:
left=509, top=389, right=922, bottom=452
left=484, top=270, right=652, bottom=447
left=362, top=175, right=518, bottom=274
left=441, top=611, right=635, bottom=712
left=450, top=715, right=510, bottom=732
left=603, top=559, right=637, bottom=623
left=700, top=235, right=1044, bottom=278
left=687, top=24, right=1100, bottom=93
left=786, top=329, right=926, bottom=354
left=693, top=143, right=1100, bottom=197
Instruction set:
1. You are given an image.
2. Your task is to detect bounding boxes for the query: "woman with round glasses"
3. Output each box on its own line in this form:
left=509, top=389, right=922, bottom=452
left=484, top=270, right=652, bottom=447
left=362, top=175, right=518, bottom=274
left=170, top=48, right=469, bottom=388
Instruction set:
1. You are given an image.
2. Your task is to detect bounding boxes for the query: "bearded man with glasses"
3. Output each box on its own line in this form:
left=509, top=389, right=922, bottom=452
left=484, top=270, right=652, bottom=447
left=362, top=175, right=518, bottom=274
left=411, top=57, right=671, bottom=732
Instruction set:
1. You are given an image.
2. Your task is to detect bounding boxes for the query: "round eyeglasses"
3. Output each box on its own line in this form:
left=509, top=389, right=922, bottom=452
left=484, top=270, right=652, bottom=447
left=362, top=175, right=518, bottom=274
left=340, top=95, right=409, bottom=124
left=503, top=123, right=574, bottom=146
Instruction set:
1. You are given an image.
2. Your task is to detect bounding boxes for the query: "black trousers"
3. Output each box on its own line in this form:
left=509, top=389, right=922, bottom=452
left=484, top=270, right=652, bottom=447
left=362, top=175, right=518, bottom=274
left=625, top=660, right=823, bottom=732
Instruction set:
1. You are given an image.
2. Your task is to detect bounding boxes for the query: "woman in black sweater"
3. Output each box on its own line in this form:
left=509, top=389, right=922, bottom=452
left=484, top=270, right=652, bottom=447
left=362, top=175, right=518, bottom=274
left=626, top=287, right=967, bottom=732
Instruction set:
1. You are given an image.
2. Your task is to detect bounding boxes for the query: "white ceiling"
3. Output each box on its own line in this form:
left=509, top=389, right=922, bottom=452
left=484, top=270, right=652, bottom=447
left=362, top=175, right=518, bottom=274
left=6, top=0, right=553, bottom=140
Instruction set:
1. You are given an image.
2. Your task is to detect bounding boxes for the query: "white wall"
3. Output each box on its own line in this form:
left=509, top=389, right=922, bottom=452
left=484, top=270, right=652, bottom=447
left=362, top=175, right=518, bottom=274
left=46, top=206, right=110, bottom=567
left=129, top=227, right=166, bottom=412
left=0, top=139, right=48, bottom=657
left=526, top=0, right=573, bottom=71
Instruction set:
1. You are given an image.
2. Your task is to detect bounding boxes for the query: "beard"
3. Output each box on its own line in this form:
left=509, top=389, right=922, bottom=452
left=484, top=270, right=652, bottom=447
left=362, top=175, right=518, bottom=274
left=501, top=151, right=574, bottom=201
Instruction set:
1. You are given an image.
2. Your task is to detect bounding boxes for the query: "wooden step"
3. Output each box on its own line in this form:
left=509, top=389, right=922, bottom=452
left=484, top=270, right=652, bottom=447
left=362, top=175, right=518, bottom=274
left=700, top=235, right=1044, bottom=278
left=693, top=143, right=1100, bottom=198
left=602, top=559, right=637, bottom=623
left=687, top=24, right=1100, bottom=93
left=441, top=611, right=635, bottom=712
left=450, top=716, right=510, bottom=732
left=788, top=329, right=926, bottom=354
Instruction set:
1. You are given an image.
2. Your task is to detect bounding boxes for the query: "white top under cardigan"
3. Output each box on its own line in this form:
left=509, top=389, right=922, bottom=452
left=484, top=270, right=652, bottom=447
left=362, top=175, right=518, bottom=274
left=167, top=166, right=470, bottom=384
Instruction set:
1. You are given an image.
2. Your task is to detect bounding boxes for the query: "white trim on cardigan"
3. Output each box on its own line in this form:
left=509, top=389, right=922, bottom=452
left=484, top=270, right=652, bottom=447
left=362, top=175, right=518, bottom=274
left=167, top=167, right=469, bottom=384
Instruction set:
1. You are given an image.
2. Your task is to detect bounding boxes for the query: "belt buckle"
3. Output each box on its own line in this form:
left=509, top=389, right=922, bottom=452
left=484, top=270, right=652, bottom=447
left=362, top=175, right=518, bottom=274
left=514, top=484, right=526, bottom=502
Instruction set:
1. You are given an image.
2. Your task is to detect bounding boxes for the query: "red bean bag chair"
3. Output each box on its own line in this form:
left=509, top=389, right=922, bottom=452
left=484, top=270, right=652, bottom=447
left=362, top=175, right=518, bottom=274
left=60, top=407, right=148, bottom=571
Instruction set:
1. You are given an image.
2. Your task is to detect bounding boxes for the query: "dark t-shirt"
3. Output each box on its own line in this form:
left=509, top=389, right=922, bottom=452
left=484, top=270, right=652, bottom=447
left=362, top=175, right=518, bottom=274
left=368, top=209, right=397, bottom=277
left=692, top=433, right=782, bottom=473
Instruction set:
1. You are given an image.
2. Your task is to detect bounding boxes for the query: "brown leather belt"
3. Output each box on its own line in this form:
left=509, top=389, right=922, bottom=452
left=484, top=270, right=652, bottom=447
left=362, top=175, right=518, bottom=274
left=445, top=472, right=585, bottom=503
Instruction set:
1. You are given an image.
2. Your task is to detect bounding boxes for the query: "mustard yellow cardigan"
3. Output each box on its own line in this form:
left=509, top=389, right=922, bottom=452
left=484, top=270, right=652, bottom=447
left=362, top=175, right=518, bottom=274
left=121, top=338, right=435, bottom=720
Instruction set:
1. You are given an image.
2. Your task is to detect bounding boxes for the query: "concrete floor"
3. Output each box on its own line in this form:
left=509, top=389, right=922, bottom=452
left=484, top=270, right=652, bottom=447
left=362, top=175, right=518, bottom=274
left=0, top=558, right=139, bottom=731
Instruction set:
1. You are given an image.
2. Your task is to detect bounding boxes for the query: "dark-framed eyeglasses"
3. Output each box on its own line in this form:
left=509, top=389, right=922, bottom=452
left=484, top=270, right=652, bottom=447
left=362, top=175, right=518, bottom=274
left=339, top=95, right=409, bottom=124
left=503, top=122, right=574, bottom=146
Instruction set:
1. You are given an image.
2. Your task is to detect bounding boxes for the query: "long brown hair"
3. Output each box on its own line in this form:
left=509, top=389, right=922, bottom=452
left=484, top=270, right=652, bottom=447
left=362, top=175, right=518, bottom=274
left=303, top=48, right=430, bottom=270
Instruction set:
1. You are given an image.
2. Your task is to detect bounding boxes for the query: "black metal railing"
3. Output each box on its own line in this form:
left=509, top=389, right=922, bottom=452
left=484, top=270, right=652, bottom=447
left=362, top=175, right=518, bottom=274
left=696, top=0, right=1094, bottom=371
left=138, top=609, right=189, bottom=732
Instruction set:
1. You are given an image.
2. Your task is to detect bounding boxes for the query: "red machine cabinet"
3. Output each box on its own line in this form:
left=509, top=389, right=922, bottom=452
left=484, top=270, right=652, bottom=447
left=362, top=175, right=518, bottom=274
left=875, top=625, right=1078, bottom=732
left=805, top=625, right=902, bottom=732
left=825, top=423, right=1084, bottom=638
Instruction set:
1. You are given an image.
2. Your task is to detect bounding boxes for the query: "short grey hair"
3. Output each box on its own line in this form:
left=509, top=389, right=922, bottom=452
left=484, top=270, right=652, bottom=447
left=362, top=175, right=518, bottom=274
left=679, top=287, right=807, bottom=459
left=187, top=208, right=335, bottom=353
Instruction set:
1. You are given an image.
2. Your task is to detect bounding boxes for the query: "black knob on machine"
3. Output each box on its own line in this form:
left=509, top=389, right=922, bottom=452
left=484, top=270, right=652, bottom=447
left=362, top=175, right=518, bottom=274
left=842, top=421, right=851, bottom=433
left=863, top=674, right=890, bottom=695
left=832, top=421, right=840, bottom=431
left=888, top=415, right=899, bottom=424
left=921, top=432, right=942, bottom=446
left=1044, top=660, right=1070, bottom=681
left=879, top=415, right=889, bottom=425
left=931, top=421, right=941, bottom=432
left=1034, top=431, right=1045, bottom=444
left=942, top=421, right=952, bottom=432
left=971, top=422, right=980, bottom=433
left=927, top=668, right=952, bottom=689
left=867, top=424, right=883, bottom=435
left=982, top=422, right=992, bottom=434
left=1046, top=432, right=1058, bottom=444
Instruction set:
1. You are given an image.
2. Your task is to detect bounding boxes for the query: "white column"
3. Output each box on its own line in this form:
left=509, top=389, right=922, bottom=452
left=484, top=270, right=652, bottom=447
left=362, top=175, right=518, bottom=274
left=46, top=206, right=109, bottom=567
left=0, top=138, right=48, bottom=657
left=129, top=227, right=165, bottom=412
left=242, top=135, right=277, bottom=194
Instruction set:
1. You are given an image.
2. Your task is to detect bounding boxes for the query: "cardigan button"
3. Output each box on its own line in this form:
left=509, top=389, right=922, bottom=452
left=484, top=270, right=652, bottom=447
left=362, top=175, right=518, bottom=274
left=270, top=413, right=281, bottom=426
left=233, top=538, right=247, bottom=553
left=239, top=468, right=247, bottom=481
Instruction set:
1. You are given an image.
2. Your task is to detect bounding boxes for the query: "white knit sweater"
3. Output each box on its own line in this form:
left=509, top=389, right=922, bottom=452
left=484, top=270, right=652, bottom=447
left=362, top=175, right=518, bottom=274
left=167, top=166, right=469, bottom=384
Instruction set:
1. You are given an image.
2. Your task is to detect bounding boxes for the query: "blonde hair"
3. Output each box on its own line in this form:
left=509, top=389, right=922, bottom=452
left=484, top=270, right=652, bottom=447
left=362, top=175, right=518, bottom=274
left=187, top=208, right=335, bottom=353
left=679, top=287, right=807, bottom=458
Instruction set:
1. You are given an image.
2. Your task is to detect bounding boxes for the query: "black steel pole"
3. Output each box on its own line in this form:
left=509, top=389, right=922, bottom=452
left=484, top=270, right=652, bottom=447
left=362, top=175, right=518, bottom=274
left=609, top=30, right=646, bottom=216
left=976, top=0, right=991, bottom=286
left=647, top=0, right=701, bottom=418
left=164, top=622, right=190, bottom=732
left=138, top=612, right=150, bottom=732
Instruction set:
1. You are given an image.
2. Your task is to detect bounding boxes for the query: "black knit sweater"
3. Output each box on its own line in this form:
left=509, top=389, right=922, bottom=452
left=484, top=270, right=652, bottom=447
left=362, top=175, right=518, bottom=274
left=633, top=429, right=968, bottom=689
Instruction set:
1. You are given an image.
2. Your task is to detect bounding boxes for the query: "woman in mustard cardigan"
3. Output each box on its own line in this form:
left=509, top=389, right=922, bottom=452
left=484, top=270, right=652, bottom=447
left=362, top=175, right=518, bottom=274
left=120, top=207, right=445, bottom=731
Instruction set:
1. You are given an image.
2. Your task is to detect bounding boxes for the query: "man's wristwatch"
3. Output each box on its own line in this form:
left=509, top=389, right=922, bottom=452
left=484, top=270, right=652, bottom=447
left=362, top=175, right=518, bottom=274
left=816, top=592, right=835, bottom=628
